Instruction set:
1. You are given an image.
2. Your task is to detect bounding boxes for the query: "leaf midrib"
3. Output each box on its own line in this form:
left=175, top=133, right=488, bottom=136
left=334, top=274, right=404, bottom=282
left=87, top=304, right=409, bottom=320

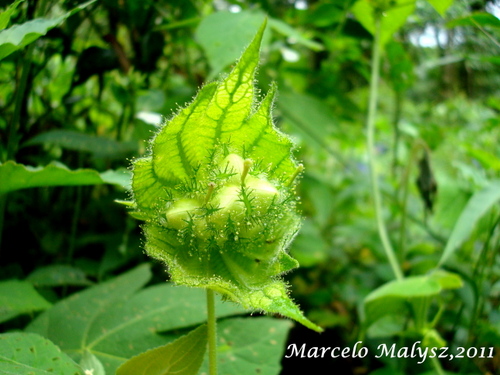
left=85, top=303, right=184, bottom=350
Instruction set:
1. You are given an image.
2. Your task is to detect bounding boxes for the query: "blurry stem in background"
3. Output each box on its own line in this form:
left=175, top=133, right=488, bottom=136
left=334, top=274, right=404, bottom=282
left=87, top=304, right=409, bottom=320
left=398, top=140, right=431, bottom=263
left=366, top=14, right=403, bottom=281
left=67, top=154, right=84, bottom=265
left=1, top=44, right=35, bottom=256
left=206, top=289, right=217, bottom=375
left=67, top=185, right=83, bottom=265
left=431, top=356, right=445, bottom=375
left=0, top=196, right=5, bottom=254
left=391, top=90, right=403, bottom=175
left=6, top=45, right=34, bottom=161
left=467, top=214, right=500, bottom=355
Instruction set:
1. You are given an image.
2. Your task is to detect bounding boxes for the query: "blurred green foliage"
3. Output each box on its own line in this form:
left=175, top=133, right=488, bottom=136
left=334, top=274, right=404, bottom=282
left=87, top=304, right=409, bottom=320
left=0, top=0, right=499, bottom=374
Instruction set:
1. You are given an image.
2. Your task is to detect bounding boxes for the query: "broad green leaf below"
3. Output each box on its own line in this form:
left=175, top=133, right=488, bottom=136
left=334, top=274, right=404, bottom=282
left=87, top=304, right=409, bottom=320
left=0, top=332, right=83, bottom=375
left=26, top=265, right=247, bottom=374
left=201, top=317, right=293, bottom=375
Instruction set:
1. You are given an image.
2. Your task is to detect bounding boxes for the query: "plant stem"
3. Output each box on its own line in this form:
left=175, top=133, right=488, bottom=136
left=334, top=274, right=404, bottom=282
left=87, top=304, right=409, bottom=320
left=206, top=288, right=217, bottom=375
left=0, top=195, right=6, bottom=254
left=366, top=14, right=403, bottom=280
left=431, top=355, right=445, bottom=375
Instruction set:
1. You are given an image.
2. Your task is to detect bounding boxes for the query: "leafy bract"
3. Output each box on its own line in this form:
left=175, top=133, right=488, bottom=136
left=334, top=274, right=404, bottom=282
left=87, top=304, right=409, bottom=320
left=129, top=21, right=321, bottom=332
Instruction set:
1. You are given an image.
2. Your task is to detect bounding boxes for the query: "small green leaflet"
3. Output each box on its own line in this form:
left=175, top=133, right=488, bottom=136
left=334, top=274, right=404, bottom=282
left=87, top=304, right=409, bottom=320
left=128, top=20, right=322, bottom=332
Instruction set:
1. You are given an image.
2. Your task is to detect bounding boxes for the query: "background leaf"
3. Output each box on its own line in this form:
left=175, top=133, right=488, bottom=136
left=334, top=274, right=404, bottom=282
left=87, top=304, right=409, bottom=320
left=268, top=18, right=323, bottom=51
left=116, top=324, right=207, bottom=375
left=0, top=0, right=25, bottom=30
left=446, top=12, right=500, bottom=29
left=195, top=10, right=267, bottom=77
left=0, top=280, right=51, bottom=324
left=439, top=180, right=500, bottom=265
left=363, top=271, right=463, bottom=329
left=24, top=130, right=137, bottom=159
left=0, top=332, right=83, bottom=375
left=351, top=0, right=416, bottom=46
left=26, top=265, right=93, bottom=287
left=0, top=0, right=95, bottom=60
left=426, top=0, right=454, bottom=16
left=0, top=161, right=129, bottom=195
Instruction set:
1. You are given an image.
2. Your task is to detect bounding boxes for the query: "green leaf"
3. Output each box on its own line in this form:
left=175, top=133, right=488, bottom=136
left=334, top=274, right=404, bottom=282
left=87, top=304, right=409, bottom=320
left=195, top=10, right=267, bottom=77
left=202, top=317, right=292, bottom=375
left=0, top=0, right=24, bottom=30
left=351, top=0, right=416, bottom=46
left=0, top=280, right=51, bottom=323
left=0, top=161, right=129, bottom=195
left=116, top=324, right=207, bottom=375
left=26, top=265, right=93, bottom=287
left=0, top=332, right=83, bottom=375
left=131, top=20, right=321, bottom=332
left=439, top=180, right=500, bottom=266
left=426, top=0, right=453, bottom=16
left=268, top=18, right=323, bottom=51
left=27, top=267, right=245, bottom=374
left=278, top=89, right=345, bottom=164
left=0, top=0, right=95, bottom=60
left=24, top=130, right=137, bottom=159
left=363, top=271, right=463, bottom=329
left=385, top=40, right=415, bottom=93
left=447, top=12, right=500, bottom=29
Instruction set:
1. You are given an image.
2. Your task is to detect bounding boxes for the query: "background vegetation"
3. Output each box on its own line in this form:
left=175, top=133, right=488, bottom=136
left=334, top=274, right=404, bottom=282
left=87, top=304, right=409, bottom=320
left=1, top=0, right=499, bottom=374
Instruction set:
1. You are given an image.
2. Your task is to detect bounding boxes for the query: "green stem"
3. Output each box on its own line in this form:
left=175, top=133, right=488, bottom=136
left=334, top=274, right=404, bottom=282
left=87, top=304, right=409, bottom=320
left=206, top=288, right=217, bottom=375
left=366, top=14, right=403, bottom=280
left=431, top=355, right=445, bottom=375
left=6, top=45, right=34, bottom=161
left=0, top=195, right=6, bottom=254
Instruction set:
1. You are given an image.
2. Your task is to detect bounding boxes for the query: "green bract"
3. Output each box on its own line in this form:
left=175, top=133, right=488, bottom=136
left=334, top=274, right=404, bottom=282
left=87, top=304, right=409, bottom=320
left=128, top=21, right=321, bottom=332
